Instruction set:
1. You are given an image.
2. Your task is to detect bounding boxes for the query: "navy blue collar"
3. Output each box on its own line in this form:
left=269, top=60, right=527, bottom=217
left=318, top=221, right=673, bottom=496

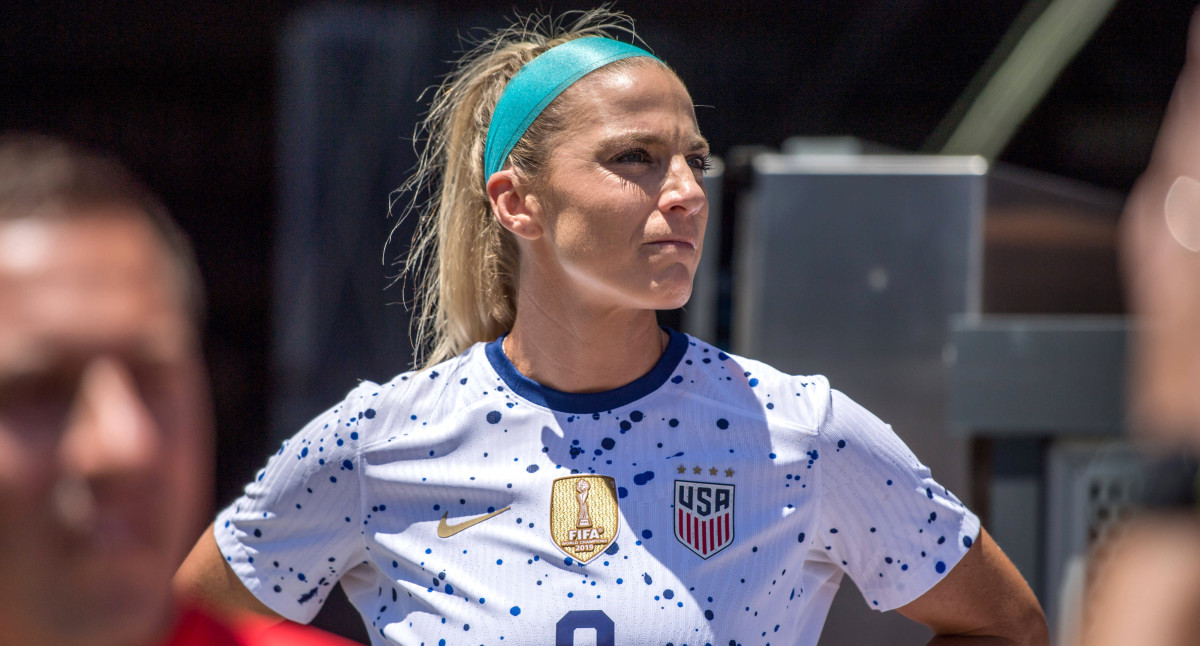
left=485, top=327, right=687, bottom=414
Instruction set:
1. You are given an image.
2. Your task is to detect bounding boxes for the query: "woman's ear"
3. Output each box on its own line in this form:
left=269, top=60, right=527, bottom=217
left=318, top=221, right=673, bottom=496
left=487, top=170, right=543, bottom=241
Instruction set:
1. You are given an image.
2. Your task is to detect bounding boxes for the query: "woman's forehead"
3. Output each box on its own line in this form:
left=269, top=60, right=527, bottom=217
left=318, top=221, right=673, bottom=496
left=559, top=63, right=702, bottom=141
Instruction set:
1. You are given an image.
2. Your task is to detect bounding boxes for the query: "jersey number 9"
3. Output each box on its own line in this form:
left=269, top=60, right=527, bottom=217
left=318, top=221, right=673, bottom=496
left=556, top=610, right=615, bottom=646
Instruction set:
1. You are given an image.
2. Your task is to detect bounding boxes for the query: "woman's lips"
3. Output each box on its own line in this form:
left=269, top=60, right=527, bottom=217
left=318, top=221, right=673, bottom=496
left=646, top=238, right=696, bottom=250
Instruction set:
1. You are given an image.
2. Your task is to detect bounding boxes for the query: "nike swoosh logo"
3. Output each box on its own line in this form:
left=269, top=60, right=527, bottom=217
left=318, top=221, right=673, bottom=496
left=437, top=506, right=511, bottom=538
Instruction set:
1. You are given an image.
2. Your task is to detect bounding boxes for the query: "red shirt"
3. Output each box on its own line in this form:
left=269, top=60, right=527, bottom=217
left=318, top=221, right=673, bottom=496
left=164, top=606, right=361, bottom=646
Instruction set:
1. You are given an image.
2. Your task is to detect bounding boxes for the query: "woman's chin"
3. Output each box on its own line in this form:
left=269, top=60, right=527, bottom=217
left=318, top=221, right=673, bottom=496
left=647, top=281, right=694, bottom=311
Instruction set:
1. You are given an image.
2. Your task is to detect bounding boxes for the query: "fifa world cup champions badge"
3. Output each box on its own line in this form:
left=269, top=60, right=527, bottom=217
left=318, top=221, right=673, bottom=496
left=550, top=475, right=619, bottom=563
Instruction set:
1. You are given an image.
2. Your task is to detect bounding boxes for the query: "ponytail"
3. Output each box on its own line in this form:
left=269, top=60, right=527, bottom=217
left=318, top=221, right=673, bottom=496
left=392, top=8, right=644, bottom=368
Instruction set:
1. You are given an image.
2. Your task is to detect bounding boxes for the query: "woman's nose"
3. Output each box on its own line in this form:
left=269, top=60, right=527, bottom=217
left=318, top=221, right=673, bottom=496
left=661, top=156, right=707, bottom=217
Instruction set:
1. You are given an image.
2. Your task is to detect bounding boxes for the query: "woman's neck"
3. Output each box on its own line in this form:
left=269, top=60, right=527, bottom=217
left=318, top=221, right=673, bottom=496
left=503, top=293, right=667, bottom=394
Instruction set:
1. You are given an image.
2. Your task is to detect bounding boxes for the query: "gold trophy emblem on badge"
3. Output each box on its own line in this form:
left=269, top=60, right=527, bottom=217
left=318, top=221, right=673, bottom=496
left=550, top=475, right=618, bottom=563
left=576, top=479, right=592, bottom=527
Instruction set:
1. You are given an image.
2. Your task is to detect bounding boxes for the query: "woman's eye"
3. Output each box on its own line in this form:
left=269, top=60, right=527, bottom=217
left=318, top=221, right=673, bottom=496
left=689, top=154, right=713, bottom=173
left=613, top=148, right=651, bottom=164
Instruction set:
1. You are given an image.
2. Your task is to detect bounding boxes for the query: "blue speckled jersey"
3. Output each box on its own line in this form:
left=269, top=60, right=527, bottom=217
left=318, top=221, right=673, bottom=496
left=215, top=330, right=979, bottom=646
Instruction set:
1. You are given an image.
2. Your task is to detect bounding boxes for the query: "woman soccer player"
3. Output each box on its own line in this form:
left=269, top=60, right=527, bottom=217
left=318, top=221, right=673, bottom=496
left=177, top=9, right=1047, bottom=645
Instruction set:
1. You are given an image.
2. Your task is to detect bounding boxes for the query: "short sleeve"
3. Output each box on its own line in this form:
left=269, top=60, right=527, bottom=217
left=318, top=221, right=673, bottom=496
left=214, top=383, right=377, bottom=624
left=812, top=389, right=980, bottom=611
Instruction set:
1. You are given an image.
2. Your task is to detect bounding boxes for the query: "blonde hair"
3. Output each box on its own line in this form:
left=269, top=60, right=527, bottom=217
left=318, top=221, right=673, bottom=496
left=391, top=8, right=662, bottom=369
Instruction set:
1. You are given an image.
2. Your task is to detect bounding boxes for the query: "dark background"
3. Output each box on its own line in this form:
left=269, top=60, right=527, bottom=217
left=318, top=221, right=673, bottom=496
left=1, top=0, right=1194, bottom=638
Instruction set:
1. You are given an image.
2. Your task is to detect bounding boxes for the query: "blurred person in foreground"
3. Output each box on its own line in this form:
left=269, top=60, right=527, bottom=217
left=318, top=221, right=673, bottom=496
left=1079, top=7, right=1200, bottom=646
left=0, top=133, right=358, bottom=646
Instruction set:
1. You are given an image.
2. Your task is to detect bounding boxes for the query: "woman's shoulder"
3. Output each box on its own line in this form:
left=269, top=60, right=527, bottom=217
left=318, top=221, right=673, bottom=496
left=376, top=342, right=487, bottom=393
left=326, top=342, right=497, bottom=433
left=682, top=334, right=829, bottom=390
left=677, top=333, right=833, bottom=430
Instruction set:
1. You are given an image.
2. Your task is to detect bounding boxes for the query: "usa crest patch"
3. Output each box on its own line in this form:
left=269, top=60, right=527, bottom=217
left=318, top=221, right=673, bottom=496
left=674, top=479, right=734, bottom=558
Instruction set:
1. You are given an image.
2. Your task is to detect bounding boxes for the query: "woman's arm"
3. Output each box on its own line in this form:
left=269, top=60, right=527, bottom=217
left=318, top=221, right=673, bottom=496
left=173, top=523, right=282, bottom=622
left=897, top=528, right=1048, bottom=645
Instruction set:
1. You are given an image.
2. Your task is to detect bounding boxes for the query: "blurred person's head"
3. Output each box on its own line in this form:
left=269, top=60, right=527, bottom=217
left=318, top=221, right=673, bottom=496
left=1121, top=9, right=1200, bottom=449
left=0, top=133, right=212, bottom=646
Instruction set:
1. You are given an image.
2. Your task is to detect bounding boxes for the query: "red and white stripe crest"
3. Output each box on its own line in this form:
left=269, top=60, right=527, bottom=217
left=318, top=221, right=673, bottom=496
left=673, top=480, right=735, bottom=559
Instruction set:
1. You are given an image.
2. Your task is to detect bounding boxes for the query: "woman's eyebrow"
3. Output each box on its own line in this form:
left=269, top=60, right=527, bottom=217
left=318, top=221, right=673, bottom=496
left=597, top=132, right=667, bottom=149
left=597, top=132, right=710, bottom=152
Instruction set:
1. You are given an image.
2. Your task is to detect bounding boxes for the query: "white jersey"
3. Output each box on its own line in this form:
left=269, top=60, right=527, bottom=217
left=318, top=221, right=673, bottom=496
left=216, top=330, right=979, bottom=646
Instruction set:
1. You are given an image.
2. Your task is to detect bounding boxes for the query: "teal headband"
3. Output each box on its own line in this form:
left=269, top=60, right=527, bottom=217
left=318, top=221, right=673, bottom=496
left=483, top=36, right=660, bottom=181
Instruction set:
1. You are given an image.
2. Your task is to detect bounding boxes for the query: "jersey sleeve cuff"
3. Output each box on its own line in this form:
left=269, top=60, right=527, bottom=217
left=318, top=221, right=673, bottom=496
left=859, top=509, right=982, bottom=612
left=212, top=509, right=322, bottom=625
